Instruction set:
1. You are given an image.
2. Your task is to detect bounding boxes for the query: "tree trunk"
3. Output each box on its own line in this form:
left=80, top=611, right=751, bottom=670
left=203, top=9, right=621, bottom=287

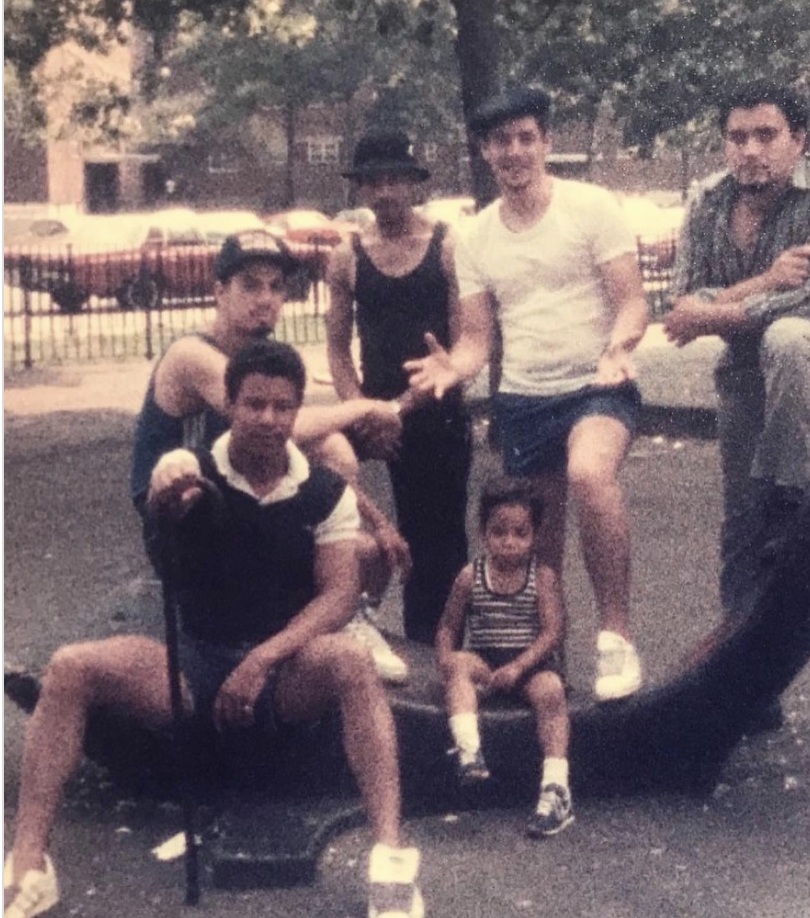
left=284, top=98, right=296, bottom=208
left=450, top=0, right=500, bottom=207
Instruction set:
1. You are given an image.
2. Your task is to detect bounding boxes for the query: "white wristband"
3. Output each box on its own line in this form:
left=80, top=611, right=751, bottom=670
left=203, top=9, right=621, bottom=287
left=388, top=399, right=402, bottom=416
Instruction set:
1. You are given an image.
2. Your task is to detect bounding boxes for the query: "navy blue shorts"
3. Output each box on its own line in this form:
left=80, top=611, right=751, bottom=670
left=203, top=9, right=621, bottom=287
left=471, top=646, right=565, bottom=690
left=179, top=633, right=281, bottom=733
left=494, top=382, right=641, bottom=476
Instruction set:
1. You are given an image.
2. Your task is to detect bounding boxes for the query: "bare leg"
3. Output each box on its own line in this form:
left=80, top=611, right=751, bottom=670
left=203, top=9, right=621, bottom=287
left=522, top=670, right=569, bottom=761
left=275, top=633, right=401, bottom=847
left=10, top=636, right=177, bottom=883
left=566, top=415, right=633, bottom=637
left=441, top=651, right=492, bottom=716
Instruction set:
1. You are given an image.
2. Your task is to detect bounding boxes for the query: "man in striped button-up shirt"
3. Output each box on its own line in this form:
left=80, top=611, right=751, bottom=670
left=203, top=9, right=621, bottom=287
left=665, top=81, right=810, bottom=670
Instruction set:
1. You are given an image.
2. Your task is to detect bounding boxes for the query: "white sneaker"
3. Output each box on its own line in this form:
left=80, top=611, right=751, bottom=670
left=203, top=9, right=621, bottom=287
left=344, top=605, right=409, bottom=685
left=594, top=630, right=642, bottom=700
left=3, top=853, right=59, bottom=918
left=368, top=845, right=424, bottom=918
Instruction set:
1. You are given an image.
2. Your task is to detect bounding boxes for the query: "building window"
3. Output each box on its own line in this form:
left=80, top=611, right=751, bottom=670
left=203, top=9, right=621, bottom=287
left=423, top=142, right=438, bottom=163
left=207, top=153, right=239, bottom=174
left=306, top=137, right=341, bottom=165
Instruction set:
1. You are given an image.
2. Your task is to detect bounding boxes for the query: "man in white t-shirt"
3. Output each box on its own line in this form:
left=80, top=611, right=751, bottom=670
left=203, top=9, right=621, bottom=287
left=407, top=86, right=649, bottom=700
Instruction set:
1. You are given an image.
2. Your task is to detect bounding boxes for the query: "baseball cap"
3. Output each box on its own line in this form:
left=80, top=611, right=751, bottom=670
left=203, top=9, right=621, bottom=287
left=214, top=231, right=298, bottom=282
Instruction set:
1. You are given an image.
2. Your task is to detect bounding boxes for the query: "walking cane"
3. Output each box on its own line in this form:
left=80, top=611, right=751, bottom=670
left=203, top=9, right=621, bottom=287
left=159, top=523, right=201, bottom=906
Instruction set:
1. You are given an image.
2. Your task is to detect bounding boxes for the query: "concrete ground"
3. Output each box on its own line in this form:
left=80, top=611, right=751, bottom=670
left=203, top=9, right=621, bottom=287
left=4, top=329, right=809, bottom=917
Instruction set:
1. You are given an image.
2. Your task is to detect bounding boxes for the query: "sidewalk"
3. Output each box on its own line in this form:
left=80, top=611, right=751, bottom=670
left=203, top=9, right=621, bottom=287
left=3, top=325, right=724, bottom=422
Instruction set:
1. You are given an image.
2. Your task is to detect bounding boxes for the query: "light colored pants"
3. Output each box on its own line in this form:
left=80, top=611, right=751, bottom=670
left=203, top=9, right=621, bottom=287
left=715, top=316, right=810, bottom=615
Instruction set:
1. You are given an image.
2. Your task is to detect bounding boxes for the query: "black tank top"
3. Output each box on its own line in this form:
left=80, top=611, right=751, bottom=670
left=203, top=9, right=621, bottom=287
left=353, top=223, right=454, bottom=400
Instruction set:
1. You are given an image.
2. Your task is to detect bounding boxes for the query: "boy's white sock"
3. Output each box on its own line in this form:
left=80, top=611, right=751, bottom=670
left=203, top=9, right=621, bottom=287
left=449, top=713, right=481, bottom=754
left=541, top=756, right=569, bottom=789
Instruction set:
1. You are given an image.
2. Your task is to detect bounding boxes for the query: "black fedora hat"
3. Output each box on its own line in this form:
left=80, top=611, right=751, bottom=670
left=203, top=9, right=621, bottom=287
left=342, top=129, right=430, bottom=181
left=469, top=85, right=552, bottom=137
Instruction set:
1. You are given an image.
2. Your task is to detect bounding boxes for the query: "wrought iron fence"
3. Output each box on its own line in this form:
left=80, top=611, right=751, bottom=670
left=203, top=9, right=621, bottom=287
left=3, top=237, right=676, bottom=370
left=637, top=235, right=677, bottom=319
left=3, top=242, right=331, bottom=369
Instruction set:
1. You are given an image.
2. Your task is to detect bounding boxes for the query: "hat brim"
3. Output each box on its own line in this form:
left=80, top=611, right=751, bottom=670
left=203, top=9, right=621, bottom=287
left=469, top=91, right=551, bottom=138
left=341, top=161, right=430, bottom=181
left=216, top=251, right=300, bottom=282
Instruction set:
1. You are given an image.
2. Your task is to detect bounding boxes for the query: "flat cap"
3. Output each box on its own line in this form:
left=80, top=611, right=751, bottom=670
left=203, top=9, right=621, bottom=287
left=469, top=85, right=552, bottom=137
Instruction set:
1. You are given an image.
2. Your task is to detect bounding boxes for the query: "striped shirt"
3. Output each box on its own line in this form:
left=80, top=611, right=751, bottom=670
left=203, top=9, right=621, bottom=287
left=466, top=555, right=540, bottom=650
left=671, top=170, right=810, bottom=368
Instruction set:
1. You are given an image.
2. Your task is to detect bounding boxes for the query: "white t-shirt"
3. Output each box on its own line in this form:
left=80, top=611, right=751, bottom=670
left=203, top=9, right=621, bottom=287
left=456, top=178, right=636, bottom=396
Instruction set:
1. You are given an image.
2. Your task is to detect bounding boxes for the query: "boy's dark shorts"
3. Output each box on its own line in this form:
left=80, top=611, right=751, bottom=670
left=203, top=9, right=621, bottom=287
left=472, top=645, right=565, bottom=692
left=494, top=381, right=641, bottom=476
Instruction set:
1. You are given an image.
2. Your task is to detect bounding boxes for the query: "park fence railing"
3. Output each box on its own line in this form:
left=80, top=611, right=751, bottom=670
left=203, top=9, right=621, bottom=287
left=3, top=236, right=676, bottom=370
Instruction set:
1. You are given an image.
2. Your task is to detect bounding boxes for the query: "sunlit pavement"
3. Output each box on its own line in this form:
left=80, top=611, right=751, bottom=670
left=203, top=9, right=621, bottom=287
left=5, top=327, right=808, bottom=918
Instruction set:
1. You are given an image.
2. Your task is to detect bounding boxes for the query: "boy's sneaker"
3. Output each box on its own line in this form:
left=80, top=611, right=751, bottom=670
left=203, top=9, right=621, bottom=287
left=594, top=630, right=642, bottom=700
left=526, top=784, right=574, bottom=838
left=344, top=602, right=409, bottom=685
left=368, top=845, right=424, bottom=918
left=451, top=746, right=490, bottom=785
left=3, top=853, right=59, bottom=918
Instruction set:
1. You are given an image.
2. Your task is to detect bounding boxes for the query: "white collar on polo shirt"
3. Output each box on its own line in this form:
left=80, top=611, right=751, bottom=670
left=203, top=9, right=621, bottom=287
left=210, top=432, right=311, bottom=504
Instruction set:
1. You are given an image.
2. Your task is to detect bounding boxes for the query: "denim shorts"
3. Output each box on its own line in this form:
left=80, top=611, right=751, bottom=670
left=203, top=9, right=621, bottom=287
left=179, top=632, right=281, bottom=732
left=494, top=382, right=642, bottom=476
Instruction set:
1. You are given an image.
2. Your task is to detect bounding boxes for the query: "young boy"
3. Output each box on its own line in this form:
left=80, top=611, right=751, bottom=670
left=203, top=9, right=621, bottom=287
left=436, top=477, right=573, bottom=837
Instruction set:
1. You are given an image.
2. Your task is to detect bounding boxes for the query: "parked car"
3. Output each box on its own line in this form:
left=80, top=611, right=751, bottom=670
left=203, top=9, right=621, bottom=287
left=3, top=216, right=73, bottom=246
left=3, top=209, right=292, bottom=313
left=263, top=209, right=349, bottom=248
left=194, top=210, right=267, bottom=244
left=333, top=207, right=375, bottom=232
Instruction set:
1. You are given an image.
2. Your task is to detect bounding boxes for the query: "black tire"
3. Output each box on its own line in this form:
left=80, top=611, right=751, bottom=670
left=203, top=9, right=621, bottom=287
left=50, top=282, right=87, bottom=314
left=117, top=275, right=164, bottom=310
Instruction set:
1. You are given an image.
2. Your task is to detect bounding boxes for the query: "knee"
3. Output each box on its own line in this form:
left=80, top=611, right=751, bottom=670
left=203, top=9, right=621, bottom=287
left=566, top=455, right=615, bottom=500
left=314, top=633, right=378, bottom=693
left=528, top=672, right=565, bottom=709
left=439, top=651, right=467, bottom=683
left=42, top=643, right=96, bottom=702
left=760, top=318, right=810, bottom=372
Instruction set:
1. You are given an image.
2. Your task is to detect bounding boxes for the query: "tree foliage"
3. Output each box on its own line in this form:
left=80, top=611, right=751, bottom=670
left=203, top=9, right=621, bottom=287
left=5, top=0, right=810, bottom=198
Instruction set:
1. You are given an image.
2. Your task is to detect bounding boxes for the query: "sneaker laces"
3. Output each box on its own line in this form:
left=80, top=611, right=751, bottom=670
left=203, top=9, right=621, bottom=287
left=536, top=784, right=566, bottom=816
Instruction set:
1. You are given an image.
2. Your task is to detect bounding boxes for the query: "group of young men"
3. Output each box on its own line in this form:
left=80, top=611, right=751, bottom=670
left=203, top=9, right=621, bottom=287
left=5, top=79, right=808, bottom=918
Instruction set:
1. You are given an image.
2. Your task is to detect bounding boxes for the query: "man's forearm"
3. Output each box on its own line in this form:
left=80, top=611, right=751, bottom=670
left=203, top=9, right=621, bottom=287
left=328, top=347, right=365, bottom=402
left=249, top=586, right=357, bottom=670
left=293, top=401, right=377, bottom=444
left=607, top=296, right=648, bottom=353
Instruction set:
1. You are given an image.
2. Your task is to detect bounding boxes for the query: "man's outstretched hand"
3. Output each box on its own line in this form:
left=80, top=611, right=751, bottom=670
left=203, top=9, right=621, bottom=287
left=147, top=449, right=206, bottom=520
left=404, top=333, right=460, bottom=400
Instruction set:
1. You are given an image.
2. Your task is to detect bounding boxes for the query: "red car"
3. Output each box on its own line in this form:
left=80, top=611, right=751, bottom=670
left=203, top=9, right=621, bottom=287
left=3, top=209, right=308, bottom=313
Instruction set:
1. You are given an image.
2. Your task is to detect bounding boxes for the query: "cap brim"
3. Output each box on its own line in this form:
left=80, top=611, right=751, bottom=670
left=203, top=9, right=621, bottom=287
left=341, top=162, right=430, bottom=181
left=217, top=251, right=299, bottom=282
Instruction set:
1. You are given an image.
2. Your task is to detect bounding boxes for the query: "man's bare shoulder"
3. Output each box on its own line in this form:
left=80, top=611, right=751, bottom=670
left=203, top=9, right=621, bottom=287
left=157, top=334, right=221, bottom=375
left=326, top=238, right=357, bottom=287
left=154, top=334, right=226, bottom=412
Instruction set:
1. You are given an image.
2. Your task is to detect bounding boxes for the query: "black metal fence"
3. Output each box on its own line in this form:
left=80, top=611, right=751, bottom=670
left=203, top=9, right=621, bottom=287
left=3, top=237, right=675, bottom=370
